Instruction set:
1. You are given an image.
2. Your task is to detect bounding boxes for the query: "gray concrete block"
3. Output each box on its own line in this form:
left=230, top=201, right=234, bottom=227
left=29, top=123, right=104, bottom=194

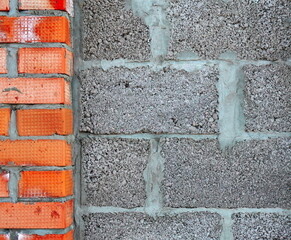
left=83, top=212, right=222, bottom=240
left=81, top=138, right=150, bottom=208
left=161, top=137, right=291, bottom=208
left=243, top=64, right=291, bottom=132
left=80, top=66, right=219, bottom=134
left=167, top=0, right=291, bottom=60
left=232, top=213, right=290, bottom=240
left=82, top=0, right=150, bottom=60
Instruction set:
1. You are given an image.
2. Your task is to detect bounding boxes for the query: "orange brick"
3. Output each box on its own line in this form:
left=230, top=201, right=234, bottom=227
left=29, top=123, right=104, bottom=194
left=0, top=16, right=70, bottom=45
left=0, top=78, right=71, bottom=104
left=0, top=108, right=10, bottom=136
left=0, top=140, right=72, bottom=166
left=19, top=0, right=73, bottom=16
left=18, top=230, right=73, bottom=240
left=0, top=200, right=73, bottom=228
left=17, top=109, right=73, bottom=136
left=18, top=48, right=73, bottom=75
left=0, top=234, right=9, bottom=240
left=0, top=171, right=9, bottom=198
left=0, top=0, right=9, bottom=11
left=19, top=170, right=73, bottom=198
left=0, top=49, right=7, bottom=73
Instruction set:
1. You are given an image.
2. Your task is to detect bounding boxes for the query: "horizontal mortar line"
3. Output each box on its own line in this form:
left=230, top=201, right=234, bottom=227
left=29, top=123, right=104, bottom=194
left=0, top=135, right=74, bottom=141
left=6, top=104, right=73, bottom=110
left=238, top=132, right=291, bottom=140
left=81, top=206, right=145, bottom=214
left=0, top=74, right=72, bottom=81
left=17, top=196, right=74, bottom=202
left=78, top=132, right=219, bottom=140
left=81, top=59, right=289, bottom=70
left=2, top=10, right=71, bottom=18
left=0, top=225, right=74, bottom=234
left=0, top=43, right=72, bottom=51
left=1, top=166, right=74, bottom=171
left=165, top=208, right=291, bottom=215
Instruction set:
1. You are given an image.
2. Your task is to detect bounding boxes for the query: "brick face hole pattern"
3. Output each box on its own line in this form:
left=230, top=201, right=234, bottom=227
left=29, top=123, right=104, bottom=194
left=0, top=0, right=290, bottom=240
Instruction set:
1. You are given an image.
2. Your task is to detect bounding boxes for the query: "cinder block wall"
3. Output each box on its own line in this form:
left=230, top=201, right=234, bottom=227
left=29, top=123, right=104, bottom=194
left=76, top=0, right=290, bottom=239
left=0, top=0, right=74, bottom=239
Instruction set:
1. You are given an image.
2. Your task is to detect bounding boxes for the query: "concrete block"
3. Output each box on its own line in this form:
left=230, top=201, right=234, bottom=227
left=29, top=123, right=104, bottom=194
left=161, top=137, right=291, bottom=208
left=81, top=138, right=150, bottom=208
left=232, top=213, right=290, bottom=240
left=243, top=64, right=290, bottom=132
left=167, top=0, right=291, bottom=60
left=82, top=0, right=150, bottom=60
left=83, top=212, right=222, bottom=240
left=80, top=66, right=219, bottom=134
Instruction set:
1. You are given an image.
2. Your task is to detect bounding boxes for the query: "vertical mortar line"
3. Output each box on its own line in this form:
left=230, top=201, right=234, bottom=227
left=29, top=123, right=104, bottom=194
left=8, top=109, right=18, bottom=140
left=217, top=56, right=245, bottom=150
left=8, top=167, right=20, bottom=203
left=219, top=211, right=234, bottom=240
left=7, top=48, right=18, bottom=78
left=72, top=0, right=84, bottom=239
left=9, top=0, right=19, bottom=16
left=143, top=138, right=165, bottom=217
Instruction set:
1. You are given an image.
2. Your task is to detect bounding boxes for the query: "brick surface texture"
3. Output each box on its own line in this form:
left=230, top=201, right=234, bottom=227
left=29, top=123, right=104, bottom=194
left=0, top=1, right=74, bottom=239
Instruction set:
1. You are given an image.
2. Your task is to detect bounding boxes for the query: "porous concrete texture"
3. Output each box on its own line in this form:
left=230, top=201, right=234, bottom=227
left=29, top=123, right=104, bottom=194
left=161, top=137, right=291, bottom=208
left=82, top=0, right=150, bottom=60
left=243, top=64, right=291, bottom=132
left=167, top=0, right=291, bottom=60
left=81, top=138, right=150, bottom=208
left=232, top=213, right=290, bottom=240
left=80, top=66, right=219, bottom=134
left=82, top=212, right=222, bottom=240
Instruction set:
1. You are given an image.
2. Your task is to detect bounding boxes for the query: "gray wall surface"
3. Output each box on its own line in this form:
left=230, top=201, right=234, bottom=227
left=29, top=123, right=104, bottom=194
left=74, top=0, right=291, bottom=239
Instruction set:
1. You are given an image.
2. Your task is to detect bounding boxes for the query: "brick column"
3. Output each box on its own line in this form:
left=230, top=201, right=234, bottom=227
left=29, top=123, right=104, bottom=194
left=0, top=1, right=74, bottom=239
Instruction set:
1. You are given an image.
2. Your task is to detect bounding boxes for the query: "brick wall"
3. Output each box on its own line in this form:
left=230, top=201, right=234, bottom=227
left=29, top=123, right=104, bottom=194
left=0, top=1, right=74, bottom=239
left=76, top=0, right=290, bottom=240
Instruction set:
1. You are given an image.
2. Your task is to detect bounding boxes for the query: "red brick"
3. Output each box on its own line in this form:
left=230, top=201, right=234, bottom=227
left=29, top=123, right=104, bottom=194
left=17, top=230, right=74, bottom=240
left=0, top=234, right=9, bottom=240
left=0, top=140, right=72, bottom=166
left=0, top=16, right=70, bottom=45
left=0, top=171, right=9, bottom=198
left=18, top=48, right=73, bottom=75
left=17, top=109, right=73, bottom=136
left=19, top=0, right=73, bottom=16
left=0, top=200, right=73, bottom=228
left=0, top=0, right=9, bottom=11
left=0, top=49, right=7, bottom=73
left=0, top=78, right=71, bottom=104
left=0, top=108, right=10, bottom=136
left=19, top=170, right=73, bottom=198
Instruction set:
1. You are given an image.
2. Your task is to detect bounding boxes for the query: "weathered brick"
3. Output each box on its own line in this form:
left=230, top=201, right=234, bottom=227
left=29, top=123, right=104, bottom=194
left=0, top=16, right=70, bottom=45
left=18, top=48, right=73, bottom=75
left=18, top=170, right=73, bottom=198
left=81, top=138, right=150, bottom=208
left=0, top=0, right=9, bottom=11
left=83, top=212, right=222, bottom=240
left=0, top=200, right=73, bottom=228
left=18, top=230, right=73, bottom=240
left=82, top=0, right=150, bottom=60
left=167, top=0, right=291, bottom=60
left=232, top=213, right=290, bottom=240
left=80, top=66, right=219, bottom=134
left=0, top=49, right=7, bottom=73
left=0, top=108, right=10, bottom=136
left=0, top=171, right=9, bottom=198
left=161, top=138, right=290, bottom=208
left=0, top=78, right=71, bottom=104
left=19, top=0, right=73, bottom=15
left=243, top=64, right=290, bottom=132
left=0, top=140, right=72, bottom=166
left=17, top=108, right=73, bottom=136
